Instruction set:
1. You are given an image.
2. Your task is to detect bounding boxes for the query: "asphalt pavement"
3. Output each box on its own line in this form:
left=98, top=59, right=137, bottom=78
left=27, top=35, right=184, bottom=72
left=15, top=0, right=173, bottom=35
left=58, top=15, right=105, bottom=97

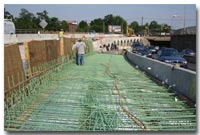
left=187, top=63, right=196, bottom=71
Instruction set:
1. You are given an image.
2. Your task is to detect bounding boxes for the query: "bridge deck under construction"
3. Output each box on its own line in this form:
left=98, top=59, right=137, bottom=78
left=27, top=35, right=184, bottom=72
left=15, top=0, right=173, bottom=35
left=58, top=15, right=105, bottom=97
left=5, top=54, right=196, bottom=131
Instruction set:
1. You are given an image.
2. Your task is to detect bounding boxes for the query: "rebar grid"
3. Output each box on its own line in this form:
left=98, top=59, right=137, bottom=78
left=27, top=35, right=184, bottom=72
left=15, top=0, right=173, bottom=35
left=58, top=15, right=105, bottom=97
left=5, top=53, right=196, bottom=131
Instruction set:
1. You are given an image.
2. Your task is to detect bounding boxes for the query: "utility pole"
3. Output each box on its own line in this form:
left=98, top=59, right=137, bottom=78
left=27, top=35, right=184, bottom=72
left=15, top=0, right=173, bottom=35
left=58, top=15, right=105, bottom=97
left=103, top=21, right=105, bottom=33
left=141, top=17, right=144, bottom=26
left=121, top=23, right=123, bottom=35
left=183, top=6, right=186, bottom=34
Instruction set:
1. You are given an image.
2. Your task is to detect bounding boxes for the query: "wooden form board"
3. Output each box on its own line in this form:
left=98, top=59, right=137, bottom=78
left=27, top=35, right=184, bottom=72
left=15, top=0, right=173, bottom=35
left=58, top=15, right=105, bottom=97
left=4, top=44, right=25, bottom=92
left=25, top=40, right=46, bottom=69
left=45, top=40, right=61, bottom=61
left=63, top=38, right=74, bottom=59
left=24, top=40, right=61, bottom=71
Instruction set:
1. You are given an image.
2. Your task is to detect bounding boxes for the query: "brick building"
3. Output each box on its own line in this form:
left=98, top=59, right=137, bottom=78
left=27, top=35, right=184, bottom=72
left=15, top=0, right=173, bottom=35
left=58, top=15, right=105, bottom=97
left=68, top=21, right=78, bottom=33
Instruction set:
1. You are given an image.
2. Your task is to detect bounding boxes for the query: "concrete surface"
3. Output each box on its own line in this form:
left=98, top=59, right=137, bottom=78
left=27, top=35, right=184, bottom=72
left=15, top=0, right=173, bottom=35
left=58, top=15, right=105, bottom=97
left=4, top=33, right=123, bottom=44
left=4, top=34, right=59, bottom=44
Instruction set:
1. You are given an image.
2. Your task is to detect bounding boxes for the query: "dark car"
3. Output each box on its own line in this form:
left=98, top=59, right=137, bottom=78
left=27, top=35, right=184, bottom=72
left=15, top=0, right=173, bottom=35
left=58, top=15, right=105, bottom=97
left=136, top=49, right=152, bottom=58
left=180, top=49, right=196, bottom=64
left=145, top=46, right=157, bottom=53
left=180, top=49, right=196, bottom=57
left=132, top=42, right=144, bottom=53
left=88, top=30, right=96, bottom=34
left=156, top=48, right=187, bottom=68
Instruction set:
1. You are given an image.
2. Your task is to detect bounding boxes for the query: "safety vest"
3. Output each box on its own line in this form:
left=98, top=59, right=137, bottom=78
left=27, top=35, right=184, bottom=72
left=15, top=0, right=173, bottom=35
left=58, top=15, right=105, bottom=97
left=59, top=31, right=64, bottom=38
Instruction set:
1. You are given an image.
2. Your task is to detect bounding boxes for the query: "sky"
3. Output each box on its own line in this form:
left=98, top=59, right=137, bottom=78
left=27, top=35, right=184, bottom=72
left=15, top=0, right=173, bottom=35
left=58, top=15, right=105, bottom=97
left=4, top=4, right=196, bottom=29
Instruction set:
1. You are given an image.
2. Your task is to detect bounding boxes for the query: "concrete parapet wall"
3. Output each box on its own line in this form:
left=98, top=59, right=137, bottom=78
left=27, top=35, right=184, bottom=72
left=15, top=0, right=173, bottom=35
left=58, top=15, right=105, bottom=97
left=4, top=33, right=122, bottom=45
left=93, top=37, right=150, bottom=52
left=64, top=33, right=123, bottom=39
left=126, top=51, right=196, bottom=102
left=4, top=34, right=59, bottom=44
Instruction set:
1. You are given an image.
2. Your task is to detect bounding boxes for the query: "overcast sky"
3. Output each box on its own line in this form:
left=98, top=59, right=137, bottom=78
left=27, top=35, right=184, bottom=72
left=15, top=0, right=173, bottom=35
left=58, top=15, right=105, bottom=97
left=5, top=4, right=196, bottom=29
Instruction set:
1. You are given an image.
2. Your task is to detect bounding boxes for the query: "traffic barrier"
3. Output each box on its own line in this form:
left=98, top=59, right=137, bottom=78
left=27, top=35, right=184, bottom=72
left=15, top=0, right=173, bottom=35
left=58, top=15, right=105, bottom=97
left=126, top=51, right=196, bottom=103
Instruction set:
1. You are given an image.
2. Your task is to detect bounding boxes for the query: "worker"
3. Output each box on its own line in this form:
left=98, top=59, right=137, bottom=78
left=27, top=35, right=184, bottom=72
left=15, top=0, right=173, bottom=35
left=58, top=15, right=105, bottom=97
left=37, top=31, right=41, bottom=38
left=75, top=38, right=86, bottom=65
left=59, top=29, right=64, bottom=38
left=102, top=44, right=107, bottom=53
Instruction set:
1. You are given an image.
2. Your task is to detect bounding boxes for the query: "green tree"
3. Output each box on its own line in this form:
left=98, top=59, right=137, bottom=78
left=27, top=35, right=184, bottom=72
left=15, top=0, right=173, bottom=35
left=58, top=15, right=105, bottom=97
left=113, top=16, right=127, bottom=34
left=104, top=14, right=114, bottom=25
left=36, top=10, right=50, bottom=30
left=15, top=8, right=37, bottom=29
left=160, top=24, right=171, bottom=33
left=103, top=14, right=127, bottom=34
left=149, top=20, right=160, bottom=33
left=90, top=18, right=104, bottom=32
left=48, top=17, right=61, bottom=31
left=129, top=21, right=140, bottom=33
left=149, top=21, right=159, bottom=29
left=76, top=21, right=88, bottom=32
left=4, top=8, right=14, bottom=20
left=60, top=20, right=69, bottom=32
left=36, top=10, right=49, bottom=20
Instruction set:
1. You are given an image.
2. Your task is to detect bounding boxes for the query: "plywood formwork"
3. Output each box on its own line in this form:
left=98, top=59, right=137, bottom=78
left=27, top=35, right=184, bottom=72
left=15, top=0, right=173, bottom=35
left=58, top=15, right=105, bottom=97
left=25, top=40, right=46, bottom=70
left=63, top=38, right=75, bottom=60
left=24, top=40, right=62, bottom=74
left=4, top=44, right=25, bottom=94
left=45, top=40, right=61, bottom=61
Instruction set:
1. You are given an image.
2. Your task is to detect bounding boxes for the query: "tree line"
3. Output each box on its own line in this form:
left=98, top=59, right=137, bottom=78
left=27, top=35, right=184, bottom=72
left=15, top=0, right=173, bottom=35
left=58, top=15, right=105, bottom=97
left=4, top=8, right=68, bottom=32
left=4, top=8, right=171, bottom=34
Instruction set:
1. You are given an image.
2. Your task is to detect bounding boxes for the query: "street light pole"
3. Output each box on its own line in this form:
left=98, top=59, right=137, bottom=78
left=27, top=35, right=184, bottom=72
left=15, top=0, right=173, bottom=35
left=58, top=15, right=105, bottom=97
left=121, top=23, right=123, bottom=35
left=103, top=21, right=105, bottom=34
left=183, top=6, right=186, bottom=34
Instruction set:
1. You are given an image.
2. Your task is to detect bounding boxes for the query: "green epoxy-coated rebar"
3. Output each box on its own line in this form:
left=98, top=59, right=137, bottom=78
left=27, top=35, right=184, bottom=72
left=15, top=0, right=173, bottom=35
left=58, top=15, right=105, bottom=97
left=5, top=54, right=196, bottom=131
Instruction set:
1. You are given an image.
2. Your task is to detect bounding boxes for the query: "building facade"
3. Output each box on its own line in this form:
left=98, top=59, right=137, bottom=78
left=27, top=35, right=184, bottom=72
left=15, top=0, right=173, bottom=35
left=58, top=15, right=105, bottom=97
left=68, top=21, right=78, bottom=33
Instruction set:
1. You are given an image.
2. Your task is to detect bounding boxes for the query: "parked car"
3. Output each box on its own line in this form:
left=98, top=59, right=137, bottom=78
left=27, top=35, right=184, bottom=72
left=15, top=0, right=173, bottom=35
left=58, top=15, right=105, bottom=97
left=155, top=46, right=160, bottom=51
left=156, top=48, right=188, bottom=68
left=132, top=42, right=144, bottom=52
left=180, top=49, right=196, bottom=57
left=88, top=30, right=96, bottom=34
left=136, top=49, right=152, bottom=58
left=145, top=46, right=157, bottom=53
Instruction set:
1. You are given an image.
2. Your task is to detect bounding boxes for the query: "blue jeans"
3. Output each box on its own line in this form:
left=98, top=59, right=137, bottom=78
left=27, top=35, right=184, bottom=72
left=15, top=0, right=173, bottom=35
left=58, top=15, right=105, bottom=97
left=78, top=54, right=84, bottom=65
